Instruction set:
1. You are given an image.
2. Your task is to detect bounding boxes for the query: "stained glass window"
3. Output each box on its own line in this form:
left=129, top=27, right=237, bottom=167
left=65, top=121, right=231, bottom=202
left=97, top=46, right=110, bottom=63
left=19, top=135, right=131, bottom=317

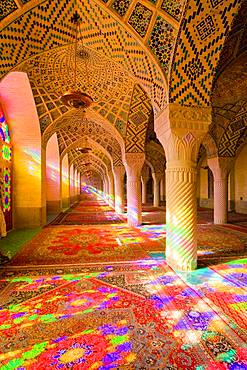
left=0, top=104, right=12, bottom=230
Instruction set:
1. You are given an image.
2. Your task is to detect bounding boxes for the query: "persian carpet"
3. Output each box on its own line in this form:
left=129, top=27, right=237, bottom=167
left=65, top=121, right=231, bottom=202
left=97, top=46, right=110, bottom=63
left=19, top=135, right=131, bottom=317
left=0, top=259, right=246, bottom=369
left=8, top=225, right=165, bottom=266
left=49, top=211, right=125, bottom=225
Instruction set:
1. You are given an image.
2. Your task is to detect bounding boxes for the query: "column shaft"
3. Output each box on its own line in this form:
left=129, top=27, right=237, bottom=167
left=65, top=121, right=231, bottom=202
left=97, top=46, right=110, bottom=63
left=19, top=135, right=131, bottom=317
left=214, top=178, right=228, bottom=224
left=113, top=166, right=125, bottom=213
left=141, top=178, right=148, bottom=204
left=124, top=153, right=145, bottom=227
left=166, top=166, right=197, bottom=271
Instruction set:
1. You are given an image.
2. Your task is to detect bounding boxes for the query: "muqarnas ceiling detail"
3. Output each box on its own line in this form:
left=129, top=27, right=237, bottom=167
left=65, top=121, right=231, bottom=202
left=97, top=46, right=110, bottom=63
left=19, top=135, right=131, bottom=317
left=148, top=16, right=177, bottom=73
left=128, top=3, right=153, bottom=38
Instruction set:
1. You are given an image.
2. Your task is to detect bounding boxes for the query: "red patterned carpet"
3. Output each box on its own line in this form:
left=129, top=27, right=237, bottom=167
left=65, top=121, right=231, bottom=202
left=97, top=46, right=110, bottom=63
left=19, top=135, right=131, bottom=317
left=50, top=198, right=125, bottom=225
left=9, top=225, right=164, bottom=266
left=0, top=259, right=246, bottom=369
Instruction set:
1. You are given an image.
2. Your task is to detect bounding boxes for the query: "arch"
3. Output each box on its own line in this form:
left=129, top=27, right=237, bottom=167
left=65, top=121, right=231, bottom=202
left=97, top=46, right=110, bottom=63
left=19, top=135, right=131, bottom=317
left=43, top=110, right=125, bottom=165
left=0, top=72, right=45, bottom=228
left=61, top=154, right=70, bottom=209
left=234, top=142, right=247, bottom=214
left=61, top=137, right=114, bottom=166
left=46, top=133, right=61, bottom=215
left=1, top=0, right=168, bottom=112
left=169, top=0, right=243, bottom=106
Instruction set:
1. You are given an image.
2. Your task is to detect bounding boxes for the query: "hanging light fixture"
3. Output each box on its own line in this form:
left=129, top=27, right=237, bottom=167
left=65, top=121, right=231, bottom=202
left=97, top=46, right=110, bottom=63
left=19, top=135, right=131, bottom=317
left=60, top=11, right=94, bottom=109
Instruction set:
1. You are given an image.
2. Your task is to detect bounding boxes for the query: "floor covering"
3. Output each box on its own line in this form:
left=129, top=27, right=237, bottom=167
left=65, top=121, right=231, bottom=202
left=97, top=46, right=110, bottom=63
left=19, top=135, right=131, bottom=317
left=0, top=189, right=247, bottom=369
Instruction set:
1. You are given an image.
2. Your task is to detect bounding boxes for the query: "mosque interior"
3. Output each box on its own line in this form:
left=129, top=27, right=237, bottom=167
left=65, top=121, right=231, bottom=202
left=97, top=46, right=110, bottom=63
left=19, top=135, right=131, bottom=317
left=0, top=0, right=247, bottom=368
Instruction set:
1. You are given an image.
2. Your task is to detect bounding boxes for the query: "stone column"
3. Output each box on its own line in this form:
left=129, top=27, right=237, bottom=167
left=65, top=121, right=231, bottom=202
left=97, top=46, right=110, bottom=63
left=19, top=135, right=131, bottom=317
left=152, top=172, right=163, bottom=207
left=103, top=176, right=109, bottom=198
left=61, top=154, right=70, bottom=209
left=141, top=178, right=148, bottom=204
left=113, top=165, right=125, bottom=213
left=124, top=153, right=145, bottom=227
left=107, top=170, right=115, bottom=207
left=208, top=157, right=234, bottom=224
left=160, top=174, right=166, bottom=202
left=155, top=104, right=211, bottom=271
left=141, top=164, right=150, bottom=204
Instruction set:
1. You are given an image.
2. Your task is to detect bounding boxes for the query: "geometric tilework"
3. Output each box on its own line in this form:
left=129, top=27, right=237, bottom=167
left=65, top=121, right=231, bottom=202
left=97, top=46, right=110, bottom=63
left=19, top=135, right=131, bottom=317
left=161, top=0, right=184, bottom=22
left=169, top=0, right=242, bottom=106
left=111, top=0, right=131, bottom=17
left=46, top=114, right=124, bottom=167
left=125, top=85, right=153, bottom=153
left=0, top=0, right=18, bottom=22
left=146, top=141, right=166, bottom=173
left=128, top=3, right=153, bottom=38
left=148, top=16, right=177, bottom=73
left=218, top=105, right=247, bottom=157
left=0, top=0, right=74, bottom=78
left=1, top=0, right=169, bottom=112
left=16, top=44, right=134, bottom=135
left=214, top=0, right=247, bottom=78
left=77, top=0, right=168, bottom=111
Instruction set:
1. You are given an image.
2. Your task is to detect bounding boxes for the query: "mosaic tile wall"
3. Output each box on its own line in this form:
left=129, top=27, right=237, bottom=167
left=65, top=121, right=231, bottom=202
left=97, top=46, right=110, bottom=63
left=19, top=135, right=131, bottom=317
left=1, top=0, right=169, bottom=113
left=128, top=3, right=153, bottom=38
left=17, top=45, right=134, bottom=136
left=125, top=85, right=153, bottom=153
left=169, top=0, right=242, bottom=106
left=0, top=0, right=18, bottom=22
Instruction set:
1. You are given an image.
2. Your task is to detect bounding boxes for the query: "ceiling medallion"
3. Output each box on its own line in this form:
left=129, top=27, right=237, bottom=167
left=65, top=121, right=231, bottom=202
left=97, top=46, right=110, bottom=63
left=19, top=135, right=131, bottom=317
left=60, top=11, right=93, bottom=109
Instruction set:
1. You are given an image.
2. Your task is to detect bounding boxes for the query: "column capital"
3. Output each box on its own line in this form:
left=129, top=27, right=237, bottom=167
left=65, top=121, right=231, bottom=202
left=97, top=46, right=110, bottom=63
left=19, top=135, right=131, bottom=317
left=113, top=165, right=125, bottom=179
left=208, top=157, right=234, bottom=180
left=124, top=153, right=145, bottom=177
left=155, top=104, right=212, bottom=164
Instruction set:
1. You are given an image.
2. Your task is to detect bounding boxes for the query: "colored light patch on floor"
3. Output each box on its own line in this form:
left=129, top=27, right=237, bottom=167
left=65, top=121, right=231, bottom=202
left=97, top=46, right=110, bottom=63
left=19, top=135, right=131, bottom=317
left=1, top=261, right=247, bottom=369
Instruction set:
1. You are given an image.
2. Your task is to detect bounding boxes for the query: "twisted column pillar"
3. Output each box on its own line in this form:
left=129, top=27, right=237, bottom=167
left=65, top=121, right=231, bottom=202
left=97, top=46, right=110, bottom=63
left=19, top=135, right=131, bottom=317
left=154, top=104, right=211, bottom=271
left=113, top=165, right=125, bottom=213
left=124, top=153, right=145, bottom=227
left=152, top=172, right=163, bottom=207
left=208, top=157, right=234, bottom=224
left=166, top=163, right=197, bottom=270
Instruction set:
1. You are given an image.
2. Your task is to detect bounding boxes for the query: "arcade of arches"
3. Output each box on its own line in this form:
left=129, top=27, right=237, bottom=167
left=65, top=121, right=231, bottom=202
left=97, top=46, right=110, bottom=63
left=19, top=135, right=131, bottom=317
left=0, top=0, right=247, bottom=368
